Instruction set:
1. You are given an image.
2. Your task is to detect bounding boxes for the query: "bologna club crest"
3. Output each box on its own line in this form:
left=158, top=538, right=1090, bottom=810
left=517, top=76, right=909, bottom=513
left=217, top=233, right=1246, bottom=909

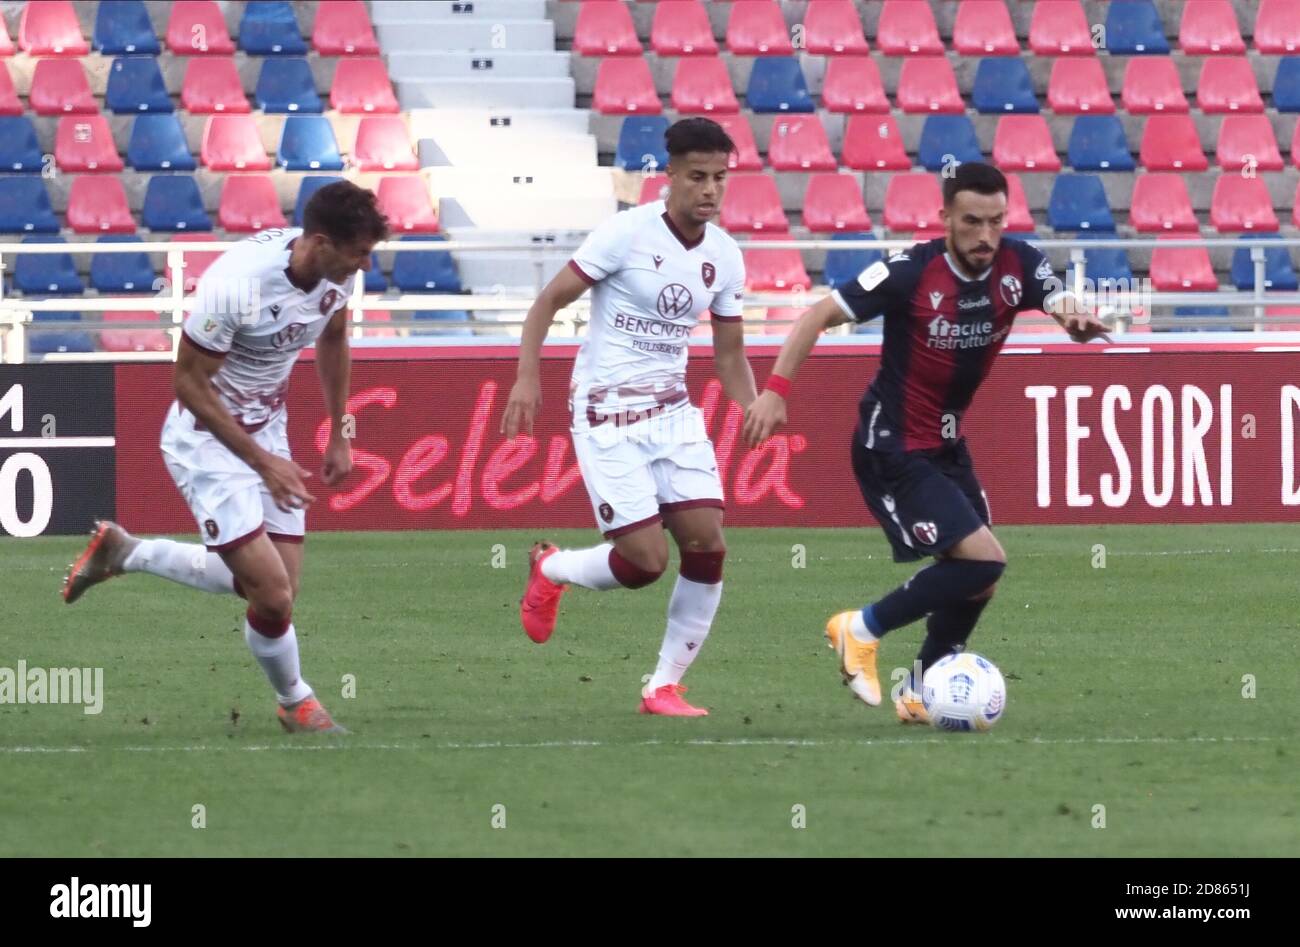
left=999, top=275, right=1022, bottom=307
left=701, top=262, right=716, bottom=288
left=912, top=521, right=938, bottom=545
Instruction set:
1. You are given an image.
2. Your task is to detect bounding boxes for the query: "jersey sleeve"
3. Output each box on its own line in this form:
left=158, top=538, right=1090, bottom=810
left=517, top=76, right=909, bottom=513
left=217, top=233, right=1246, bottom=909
left=709, top=243, right=746, bottom=322
left=830, top=255, right=907, bottom=324
left=180, top=254, right=244, bottom=358
left=569, top=212, right=633, bottom=285
left=1017, top=242, right=1067, bottom=313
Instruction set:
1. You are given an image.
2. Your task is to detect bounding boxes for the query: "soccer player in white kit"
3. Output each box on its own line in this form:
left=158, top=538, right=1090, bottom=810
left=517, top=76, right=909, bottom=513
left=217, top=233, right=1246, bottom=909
left=62, top=182, right=388, bottom=733
left=502, top=119, right=757, bottom=716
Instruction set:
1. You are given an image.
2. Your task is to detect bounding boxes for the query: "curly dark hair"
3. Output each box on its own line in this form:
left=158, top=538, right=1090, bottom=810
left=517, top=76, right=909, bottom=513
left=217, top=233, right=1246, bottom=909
left=302, top=180, right=390, bottom=245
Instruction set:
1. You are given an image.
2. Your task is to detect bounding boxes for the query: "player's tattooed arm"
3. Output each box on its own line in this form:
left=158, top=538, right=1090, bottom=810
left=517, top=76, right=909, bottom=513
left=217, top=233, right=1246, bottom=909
left=710, top=318, right=757, bottom=409
left=502, top=264, right=591, bottom=438
left=315, top=307, right=353, bottom=486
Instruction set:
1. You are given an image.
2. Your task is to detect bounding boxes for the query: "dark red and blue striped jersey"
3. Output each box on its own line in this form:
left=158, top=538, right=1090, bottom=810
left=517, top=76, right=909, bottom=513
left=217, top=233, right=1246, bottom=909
left=832, top=237, right=1062, bottom=452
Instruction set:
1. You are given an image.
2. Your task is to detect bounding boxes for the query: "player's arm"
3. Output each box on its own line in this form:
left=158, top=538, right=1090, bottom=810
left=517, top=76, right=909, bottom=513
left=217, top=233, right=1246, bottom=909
left=314, top=307, right=353, bottom=486
left=710, top=318, right=757, bottom=409
left=1044, top=292, right=1112, bottom=343
left=501, top=264, right=590, bottom=437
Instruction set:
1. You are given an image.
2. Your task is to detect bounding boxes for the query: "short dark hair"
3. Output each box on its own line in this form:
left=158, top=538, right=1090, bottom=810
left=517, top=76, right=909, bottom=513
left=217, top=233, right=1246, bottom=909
left=665, top=117, right=736, bottom=160
left=302, top=180, right=390, bottom=245
left=942, top=162, right=1009, bottom=207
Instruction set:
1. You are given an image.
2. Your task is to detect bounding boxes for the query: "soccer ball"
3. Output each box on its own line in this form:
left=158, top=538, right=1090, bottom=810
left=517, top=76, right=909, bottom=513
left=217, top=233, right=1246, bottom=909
left=922, top=652, right=1007, bottom=732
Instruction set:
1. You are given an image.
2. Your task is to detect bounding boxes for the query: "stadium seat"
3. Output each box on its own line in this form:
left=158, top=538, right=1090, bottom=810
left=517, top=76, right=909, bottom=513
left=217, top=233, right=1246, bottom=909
left=56, top=115, right=124, bottom=173
left=1197, top=57, right=1263, bottom=112
left=953, top=0, right=1019, bottom=56
left=918, top=115, right=982, bottom=171
left=19, top=0, right=88, bottom=55
left=90, top=235, right=155, bottom=293
left=67, top=175, right=136, bottom=233
left=973, top=58, right=1038, bottom=113
left=172, top=233, right=222, bottom=290
left=745, top=57, right=813, bottom=113
left=331, top=58, right=399, bottom=113
left=106, top=56, right=173, bottom=113
left=377, top=175, right=440, bottom=233
left=29, top=59, right=96, bottom=115
left=1104, top=0, right=1169, bottom=54
left=1121, top=57, right=1188, bottom=113
left=616, top=115, right=670, bottom=171
left=292, top=175, right=343, bottom=225
left=1071, top=116, right=1133, bottom=171
left=353, top=116, right=419, bottom=171
left=821, top=56, right=888, bottom=113
left=1255, top=0, right=1300, bottom=53
left=201, top=115, right=270, bottom=170
left=1178, top=1, right=1245, bottom=54
left=183, top=58, right=251, bottom=113
left=256, top=57, right=323, bottom=112
left=1217, top=114, right=1283, bottom=171
left=1029, top=1, right=1094, bottom=56
left=593, top=57, right=663, bottom=114
left=0, top=21, right=10, bottom=56
left=0, top=116, right=43, bottom=171
left=712, top=114, right=762, bottom=171
left=1150, top=239, right=1217, bottom=291
left=0, top=179, right=60, bottom=232
left=842, top=115, right=910, bottom=170
left=876, top=1, right=943, bottom=55
left=312, top=1, right=379, bottom=55
left=101, top=311, right=171, bottom=354
left=638, top=174, right=668, bottom=205
left=720, top=174, right=788, bottom=232
left=1275, top=58, right=1300, bottom=112
left=1293, top=182, right=1300, bottom=227
left=673, top=57, right=740, bottom=114
left=277, top=115, right=344, bottom=171
left=727, top=1, right=792, bottom=55
left=167, top=1, right=235, bottom=55
left=1130, top=174, right=1199, bottom=232
left=393, top=235, right=461, bottom=293
left=897, top=57, right=963, bottom=114
left=803, top=0, right=869, bottom=55
left=29, top=312, right=93, bottom=355
left=218, top=175, right=287, bottom=232
left=363, top=253, right=387, bottom=294
left=574, top=0, right=641, bottom=55
left=142, top=175, right=212, bottom=231
left=1295, top=117, right=1300, bottom=169
left=127, top=113, right=197, bottom=170
left=743, top=232, right=810, bottom=291
left=1210, top=176, right=1279, bottom=232
left=0, top=65, right=20, bottom=116
left=883, top=174, right=943, bottom=232
left=411, top=311, right=473, bottom=337
left=1139, top=114, right=1207, bottom=170
left=1230, top=235, right=1298, bottom=290
left=14, top=236, right=83, bottom=294
left=768, top=116, right=836, bottom=171
left=651, top=1, right=717, bottom=56
left=1003, top=174, right=1036, bottom=232
left=1048, top=174, right=1115, bottom=231
left=993, top=115, right=1061, bottom=171
left=803, top=174, right=871, bottom=232
left=1080, top=235, right=1133, bottom=284
left=94, top=0, right=160, bottom=55
left=823, top=232, right=883, bottom=287
left=1048, top=58, right=1114, bottom=114
left=238, top=1, right=306, bottom=55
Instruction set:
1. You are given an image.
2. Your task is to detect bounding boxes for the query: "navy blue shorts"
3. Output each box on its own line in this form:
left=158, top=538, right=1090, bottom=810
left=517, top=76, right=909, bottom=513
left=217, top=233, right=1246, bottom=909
left=850, top=431, right=991, bottom=563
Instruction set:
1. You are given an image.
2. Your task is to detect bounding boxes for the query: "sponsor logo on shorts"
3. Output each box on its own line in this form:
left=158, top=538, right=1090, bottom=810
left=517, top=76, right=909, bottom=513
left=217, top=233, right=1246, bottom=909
left=999, top=274, right=1023, bottom=307
left=657, top=283, right=694, bottom=319
left=598, top=502, right=615, bottom=523
left=701, top=262, right=715, bottom=288
left=912, top=521, right=939, bottom=545
left=204, top=519, right=219, bottom=540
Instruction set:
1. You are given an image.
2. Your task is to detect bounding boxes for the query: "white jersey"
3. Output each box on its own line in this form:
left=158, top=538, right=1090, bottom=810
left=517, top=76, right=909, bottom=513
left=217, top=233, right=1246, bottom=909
left=181, top=228, right=355, bottom=428
left=567, top=201, right=746, bottom=434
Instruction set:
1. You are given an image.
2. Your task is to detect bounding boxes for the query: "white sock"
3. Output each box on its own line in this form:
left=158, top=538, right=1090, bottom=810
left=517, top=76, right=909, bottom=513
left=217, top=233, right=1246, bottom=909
left=647, top=575, right=721, bottom=690
left=243, top=621, right=313, bottom=705
left=542, top=544, right=622, bottom=590
left=849, top=609, right=879, bottom=643
left=123, top=539, right=236, bottom=595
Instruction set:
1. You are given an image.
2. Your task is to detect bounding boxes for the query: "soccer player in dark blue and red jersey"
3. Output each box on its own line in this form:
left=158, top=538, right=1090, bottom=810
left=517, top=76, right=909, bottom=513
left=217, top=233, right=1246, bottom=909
left=744, top=163, right=1109, bottom=724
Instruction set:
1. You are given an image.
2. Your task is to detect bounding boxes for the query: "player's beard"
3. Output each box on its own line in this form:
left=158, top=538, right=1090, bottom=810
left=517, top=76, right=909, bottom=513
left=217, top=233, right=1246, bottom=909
left=951, top=241, right=996, bottom=278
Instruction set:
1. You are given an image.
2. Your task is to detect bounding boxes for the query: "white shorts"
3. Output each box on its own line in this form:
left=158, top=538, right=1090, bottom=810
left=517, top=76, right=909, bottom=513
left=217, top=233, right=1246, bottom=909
left=159, top=402, right=304, bottom=551
left=572, top=406, right=725, bottom=538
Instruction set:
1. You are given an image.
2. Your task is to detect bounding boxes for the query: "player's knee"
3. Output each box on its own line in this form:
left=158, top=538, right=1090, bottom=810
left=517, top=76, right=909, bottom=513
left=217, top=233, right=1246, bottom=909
left=967, top=559, right=1005, bottom=600
left=609, top=547, right=666, bottom=588
left=971, top=581, right=999, bottom=602
left=247, top=583, right=294, bottom=624
left=680, top=546, right=725, bottom=584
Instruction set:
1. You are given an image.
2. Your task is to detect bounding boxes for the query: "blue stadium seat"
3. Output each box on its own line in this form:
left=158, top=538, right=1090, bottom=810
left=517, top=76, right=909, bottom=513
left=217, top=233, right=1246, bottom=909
left=616, top=115, right=670, bottom=171
left=1067, top=115, right=1135, bottom=171
left=30, top=312, right=94, bottom=355
left=1079, top=234, right=1134, bottom=285
left=277, top=116, right=344, bottom=170
left=91, top=235, right=156, bottom=293
left=1104, top=0, right=1169, bottom=55
left=239, top=1, right=307, bottom=55
left=919, top=115, right=982, bottom=171
left=412, top=311, right=474, bottom=337
left=127, top=114, right=197, bottom=171
left=255, top=58, right=322, bottom=113
left=364, top=253, right=387, bottom=293
left=1048, top=174, right=1115, bottom=231
left=971, top=58, right=1038, bottom=113
left=392, top=235, right=462, bottom=293
left=106, top=57, right=173, bottom=113
left=746, top=57, right=815, bottom=113
left=0, top=179, right=60, bottom=233
left=823, top=232, right=883, bottom=289
left=94, top=0, right=161, bottom=54
left=1231, top=235, right=1299, bottom=291
left=141, top=176, right=212, bottom=231
left=293, top=176, right=345, bottom=225
left=1274, top=58, right=1300, bottom=112
left=1172, top=307, right=1231, bottom=331
left=14, top=236, right=83, bottom=295
left=0, top=116, right=44, bottom=172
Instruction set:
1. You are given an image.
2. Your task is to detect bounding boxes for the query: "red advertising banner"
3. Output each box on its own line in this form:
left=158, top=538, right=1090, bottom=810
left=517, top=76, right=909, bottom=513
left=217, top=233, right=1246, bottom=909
left=114, top=351, right=1300, bottom=534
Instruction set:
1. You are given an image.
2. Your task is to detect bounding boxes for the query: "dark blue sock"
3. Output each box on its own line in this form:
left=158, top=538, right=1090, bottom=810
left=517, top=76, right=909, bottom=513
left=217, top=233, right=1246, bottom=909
left=870, top=559, right=1004, bottom=637
left=916, top=597, right=992, bottom=675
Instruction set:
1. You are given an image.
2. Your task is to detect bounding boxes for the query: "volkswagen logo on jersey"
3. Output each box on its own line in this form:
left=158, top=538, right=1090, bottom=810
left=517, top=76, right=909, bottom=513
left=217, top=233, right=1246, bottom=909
left=657, top=283, right=694, bottom=319
left=701, top=262, right=716, bottom=288
left=319, top=289, right=339, bottom=315
left=912, top=521, right=939, bottom=545
left=272, top=322, right=307, bottom=348
left=999, top=274, right=1023, bottom=307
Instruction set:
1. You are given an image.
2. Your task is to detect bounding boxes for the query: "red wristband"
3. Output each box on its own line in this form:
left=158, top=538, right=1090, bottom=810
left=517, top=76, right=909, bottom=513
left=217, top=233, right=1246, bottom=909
left=764, top=374, right=792, bottom=399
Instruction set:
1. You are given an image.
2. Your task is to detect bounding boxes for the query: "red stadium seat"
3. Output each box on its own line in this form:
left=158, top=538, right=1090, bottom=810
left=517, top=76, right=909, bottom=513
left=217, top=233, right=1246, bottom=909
left=671, top=57, right=739, bottom=114
left=182, top=58, right=250, bottom=113
left=0, top=18, right=14, bottom=56
left=743, top=232, right=810, bottom=292
left=842, top=114, right=909, bottom=170
left=1130, top=174, right=1199, bottom=232
left=1030, top=0, right=1093, bottom=55
left=218, top=175, right=287, bottom=232
left=993, top=115, right=1062, bottom=171
left=953, top=0, right=1019, bottom=56
left=593, top=57, right=662, bottom=114
left=638, top=174, right=669, bottom=205
left=1139, top=115, right=1207, bottom=171
left=167, top=1, right=235, bottom=55
left=330, top=58, right=400, bottom=113
left=18, top=0, right=88, bottom=55
left=360, top=309, right=396, bottom=339
left=768, top=115, right=836, bottom=171
left=29, top=59, right=96, bottom=115
left=876, top=1, right=943, bottom=56
left=0, top=65, right=20, bottom=115
left=1004, top=174, right=1036, bottom=232
left=803, top=1, right=869, bottom=55
left=1196, top=57, right=1263, bottom=113
left=201, top=115, right=270, bottom=170
left=1255, top=0, right=1300, bottom=53
left=55, top=116, right=124, bottom=172
left=802, top=174, right=871, bottom=232
left=763, top=306, right=805, bottom=336
left=1121, top=57, right=1188, bottom=113
left=312, top=1, right=379, bottom=55
left=377, top=176, right=439, bottom=234
left=574, top=1, right=641, bottom=56
left=101, top=312, right=171, bottom=354
left=1179, top=1, right=1245, bottom=54
left=651, top=1, right=717, bottom=56
left=821, top=56, right=888, bottom=113
left=712, top=114, right=762, bottom=171
left=896, top=57, right=963, bottom=114
left=1295, top=118, right=1300, bottom=170
left=1209, top=176, right=1279, bottom=232
left=883, top=174, right=943, bottom=233
left=173, top=233, right=222, bottom=291
left=1048, top=58, right=1115, bottom=114
left=726, top=1, right=793, bottom=55
left=67, top=175, right=135, bottom=233
left=720, top=174, right=788, bottom=232
left=353, top=116, right=419, bottom=171
left=1150, top=239, right=1216, bottom=291
left=1216, top=114, right=1283, bottom=171
left=1295, top=182, right=1300, bottom=225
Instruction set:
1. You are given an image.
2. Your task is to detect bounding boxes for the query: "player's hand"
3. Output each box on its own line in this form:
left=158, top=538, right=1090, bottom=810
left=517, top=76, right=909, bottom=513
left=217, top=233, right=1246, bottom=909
left=742, top=390, right=787, bottom=447
left=260, top=454, right=317, bottom=513
left=501, top=376, right=542, bottom=438
left=1057, top=300, right=1113, bottom=344
left=321, top=434, right=352, bottom=487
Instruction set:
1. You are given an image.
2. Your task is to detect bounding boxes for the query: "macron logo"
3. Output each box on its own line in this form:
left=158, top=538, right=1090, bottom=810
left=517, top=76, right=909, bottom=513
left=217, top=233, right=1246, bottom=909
left=929, top=291, right=944, bottom=311
left=50, top=878, right=151, bottom=928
